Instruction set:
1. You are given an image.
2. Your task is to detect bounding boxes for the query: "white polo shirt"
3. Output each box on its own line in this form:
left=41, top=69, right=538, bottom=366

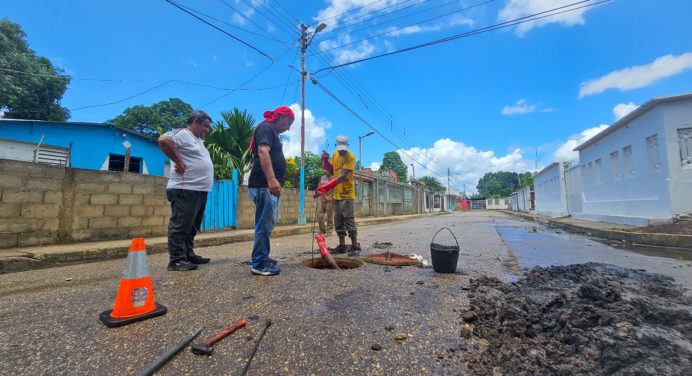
left=162, top=128, right=213, bottom=192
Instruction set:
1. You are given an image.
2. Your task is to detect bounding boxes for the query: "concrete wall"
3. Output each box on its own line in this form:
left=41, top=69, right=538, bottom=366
left=564, top=164, right=582, bottom=214
left=534, top=162, right=568, bottom=217
left=0, top=120, right=167, bottom=176
left=235, top=185, right=316, bottom=229
left=574, top=106, right=672, bottom=226
left=662, top=100, right=692, bottom=216
left=0, top=159, right=170, bottom=249
left=486, top=197, right=511, bottom=210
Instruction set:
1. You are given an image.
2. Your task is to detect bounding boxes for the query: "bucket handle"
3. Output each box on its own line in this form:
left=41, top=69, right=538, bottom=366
left=431, top=227, right=459, bottom=248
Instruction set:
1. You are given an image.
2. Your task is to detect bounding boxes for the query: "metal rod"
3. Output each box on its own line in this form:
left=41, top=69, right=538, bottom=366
left=136, top=328, right=202, bottom=376
left=241, top=319, right=272, bottom=376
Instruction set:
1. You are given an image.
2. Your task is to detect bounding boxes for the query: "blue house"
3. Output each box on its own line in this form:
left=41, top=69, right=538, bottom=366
left=0, top=119, right=169, bottom=176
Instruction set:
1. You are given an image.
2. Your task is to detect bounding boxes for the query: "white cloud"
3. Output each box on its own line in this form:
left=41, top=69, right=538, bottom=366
left=498, top=0, right=593, bottom=36
left=579, top=53, right=692, bottom=98
left=501, top=99, right=536, bottom=115
left=281, top=104, right=332, bottom=159
left=612, top=102, right=638, bottom=120
left=386, top=24, right=442, bottom=37
left=319, top=35, right=376, bottom=65
left=398, top=138, right=533, bottom=193
left=230, top=2, right=256, bottom=25
left=542, top=108, right=554, bottom=113
left=369, top=162, right=381, bottom=171
left=553, top=125, right=609, bottom=162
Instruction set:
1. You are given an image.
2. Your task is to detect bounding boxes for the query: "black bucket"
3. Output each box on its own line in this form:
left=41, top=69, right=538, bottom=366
left=430, top=227, right=459, bottom=273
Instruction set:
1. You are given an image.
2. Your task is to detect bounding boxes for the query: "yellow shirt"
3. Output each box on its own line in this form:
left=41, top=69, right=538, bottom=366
left=332, top=150, right=355, bottom=200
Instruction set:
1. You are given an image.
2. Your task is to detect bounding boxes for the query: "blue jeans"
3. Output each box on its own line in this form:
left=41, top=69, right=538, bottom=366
left=249, top=187, right=280, bottom=268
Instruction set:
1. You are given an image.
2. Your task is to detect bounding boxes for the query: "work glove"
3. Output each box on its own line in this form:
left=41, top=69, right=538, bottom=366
left=314, top=179, right=337, bottom=197
left=320, top=150, right=332, bottom=172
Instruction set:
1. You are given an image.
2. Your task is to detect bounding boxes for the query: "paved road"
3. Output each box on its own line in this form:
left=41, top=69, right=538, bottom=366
left=1, top=211, right=689, bottom=375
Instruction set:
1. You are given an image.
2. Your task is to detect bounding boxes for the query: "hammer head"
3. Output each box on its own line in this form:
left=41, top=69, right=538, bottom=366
left=190, top=342, right=213, bottom=356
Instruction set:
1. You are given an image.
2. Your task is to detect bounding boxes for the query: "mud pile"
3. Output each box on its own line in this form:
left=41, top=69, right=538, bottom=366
left=457, top=263, right=692, bottom=375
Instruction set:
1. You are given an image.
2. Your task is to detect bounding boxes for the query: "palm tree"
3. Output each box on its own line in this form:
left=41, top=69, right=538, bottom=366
left=204, top=108, right=255, bottom=181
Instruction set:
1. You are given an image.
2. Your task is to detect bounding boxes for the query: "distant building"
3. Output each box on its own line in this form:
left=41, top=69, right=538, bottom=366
left=572, top=93, right=692, bottom=226
left=486, top=197, right=511, bottom=210
left=532, top=92, right=692, bottom=226
left=0, top=119, right=168, bottom=176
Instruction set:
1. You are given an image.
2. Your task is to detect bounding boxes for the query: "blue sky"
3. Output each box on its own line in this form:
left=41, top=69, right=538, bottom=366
left=3, top=0, right=692, bottom=192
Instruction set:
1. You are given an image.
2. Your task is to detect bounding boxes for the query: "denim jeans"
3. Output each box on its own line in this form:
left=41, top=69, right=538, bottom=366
left=249, top=187, right=280, bottom=268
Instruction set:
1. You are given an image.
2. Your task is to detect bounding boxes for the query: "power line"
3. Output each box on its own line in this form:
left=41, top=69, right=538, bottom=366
left=315, top=0, right=388, bottom=25
left=281, top=45, right=301, bottom=103
left=312, top=0, right=609, bottom=74
left=238, top=0, right=300, bottom=39
left=172, top=1, right=287, bottom=42
left=311, top=78, right=449, bottom=181
left=265, top=0, right=301, bottom=25
left=218, top=0, right=296, bottom=49
left=318, top=0, right=428, bottom=38
left=313, top=0, right=493, bottom=53
left=165, top=0, right=274, bottom=62
left=199, top=44, right=296, bottom=108
left=70, top=81, right=173, bottom=111
left=0, top=67, right=297, bottom=91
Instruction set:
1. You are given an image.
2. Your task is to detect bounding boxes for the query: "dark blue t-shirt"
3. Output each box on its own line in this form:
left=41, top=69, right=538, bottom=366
left=249, top=121, right=286, bottom=187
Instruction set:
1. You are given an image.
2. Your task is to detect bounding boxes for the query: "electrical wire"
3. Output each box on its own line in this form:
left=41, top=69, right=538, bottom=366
left=318, top=0, right=427, bottom=38
left=315, top=0, right=388, bottom=26
left=312, top=0, right=609, bottom=74
left=281, top=45, right=301, bottom=103
left=238, top=0, right=301, bottom=39
left=165, top=0, right=274, bottom=62
left=70, top=81, right=173, bottom=111
left=311, top=78, right=451, bottom=182
left=199, top=44, right=296, bottom=108
left=266, top=0, right=301, bottom=25
left=314, top=0, right=493, bottom=53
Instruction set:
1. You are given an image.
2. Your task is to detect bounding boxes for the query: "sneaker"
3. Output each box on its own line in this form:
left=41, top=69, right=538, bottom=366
left=167, top=260, right=198, bottom=271
left=329, top=245, right=348, bottom=254
left=265, top=257, right=278, bottom=267
left=251, top=263, right=280, bottom=276
left=188, top=255, right=210, bottom=264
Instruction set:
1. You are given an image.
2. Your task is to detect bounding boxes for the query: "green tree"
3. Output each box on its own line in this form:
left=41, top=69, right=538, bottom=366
left=380, top=151, right=408, bottom=182
left=204, top=108, right=256, bottom=180
left=293, top=151, right=325, bottom=190
left=0, top=18, right=70, bottom=120
left=476, top=171, right=534, bottom=198
left=109, top=98, right=193, bottom=136
left=419, top=176, right=444, bottom=193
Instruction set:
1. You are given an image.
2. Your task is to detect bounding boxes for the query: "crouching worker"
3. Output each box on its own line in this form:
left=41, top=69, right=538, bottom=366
left=314, top=135, right=360, bottom=256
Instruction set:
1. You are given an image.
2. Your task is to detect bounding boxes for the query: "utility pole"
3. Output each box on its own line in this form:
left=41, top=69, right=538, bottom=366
left=297, top=22, right=326, bottom=225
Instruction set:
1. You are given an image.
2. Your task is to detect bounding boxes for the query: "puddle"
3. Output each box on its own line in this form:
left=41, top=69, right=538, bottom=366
left=304, top=258, right=362, bottom=269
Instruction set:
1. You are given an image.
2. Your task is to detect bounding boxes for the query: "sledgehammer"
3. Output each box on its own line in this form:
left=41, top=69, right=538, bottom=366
left=191, top=319, right=246, bottom=356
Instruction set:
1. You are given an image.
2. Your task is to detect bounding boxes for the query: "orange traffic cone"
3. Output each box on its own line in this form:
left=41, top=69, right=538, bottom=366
left=100, top=238, right=167, bottom=327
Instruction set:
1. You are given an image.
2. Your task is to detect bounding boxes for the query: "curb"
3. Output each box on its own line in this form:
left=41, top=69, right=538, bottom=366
left=0, top=212, right=449, bottom=274
left=504, top=211, right=692, bottom=250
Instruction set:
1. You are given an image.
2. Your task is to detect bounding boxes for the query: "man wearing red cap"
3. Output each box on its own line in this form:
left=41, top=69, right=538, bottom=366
left=247, top=105, right=294, bottom=276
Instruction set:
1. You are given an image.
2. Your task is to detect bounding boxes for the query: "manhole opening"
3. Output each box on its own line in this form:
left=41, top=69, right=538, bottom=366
left=303, top=257, right=362, bottom=269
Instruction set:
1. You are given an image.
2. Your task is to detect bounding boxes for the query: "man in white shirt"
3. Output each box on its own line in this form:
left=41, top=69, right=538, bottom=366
left=158, top=110, right=214, bottom=271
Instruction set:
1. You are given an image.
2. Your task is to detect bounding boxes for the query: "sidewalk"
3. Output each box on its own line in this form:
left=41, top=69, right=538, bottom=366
left=504, top=211, right=692, bottom=250
left=0, top=212, right=449, bottom=274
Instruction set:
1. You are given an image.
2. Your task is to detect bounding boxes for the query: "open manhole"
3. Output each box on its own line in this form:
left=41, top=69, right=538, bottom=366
left=304, top=257, right=363, bottom=269
left=362, top=252, right=419, bottom=266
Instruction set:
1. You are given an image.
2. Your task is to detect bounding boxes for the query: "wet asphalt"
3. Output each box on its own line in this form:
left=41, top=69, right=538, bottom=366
left=0, top=211, right=690, bottom=375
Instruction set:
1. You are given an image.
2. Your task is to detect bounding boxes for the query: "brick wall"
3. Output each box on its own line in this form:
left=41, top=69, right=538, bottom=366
left=0, top=159, right=170, bottom=248
left=236, top=185, right=316, bottom=229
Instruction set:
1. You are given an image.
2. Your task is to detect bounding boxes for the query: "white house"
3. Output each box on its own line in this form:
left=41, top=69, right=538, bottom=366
left=572, top=93, right=692, bottom=226
left=533, top=162, right=569, bottom=217
left=486, top=197, right=511, bottom=210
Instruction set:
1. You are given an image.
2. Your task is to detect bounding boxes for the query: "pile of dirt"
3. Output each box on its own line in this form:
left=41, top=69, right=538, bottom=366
left=456, top=263, right=692, bottom=375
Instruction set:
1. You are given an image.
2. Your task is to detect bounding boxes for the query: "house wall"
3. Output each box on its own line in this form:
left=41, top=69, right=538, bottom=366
left=564, top=164, right=582, bottom=214
left=0, top=159, right=170, bottom=248
left=575, top=107, right=672, bottom=225
left=534, top=162, right=568, bottom=217
left=486, top=197, right=511, bottom=210
left=661, top=100, right=692, bottom=216
left=0, top=120, right=167, bottom=176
